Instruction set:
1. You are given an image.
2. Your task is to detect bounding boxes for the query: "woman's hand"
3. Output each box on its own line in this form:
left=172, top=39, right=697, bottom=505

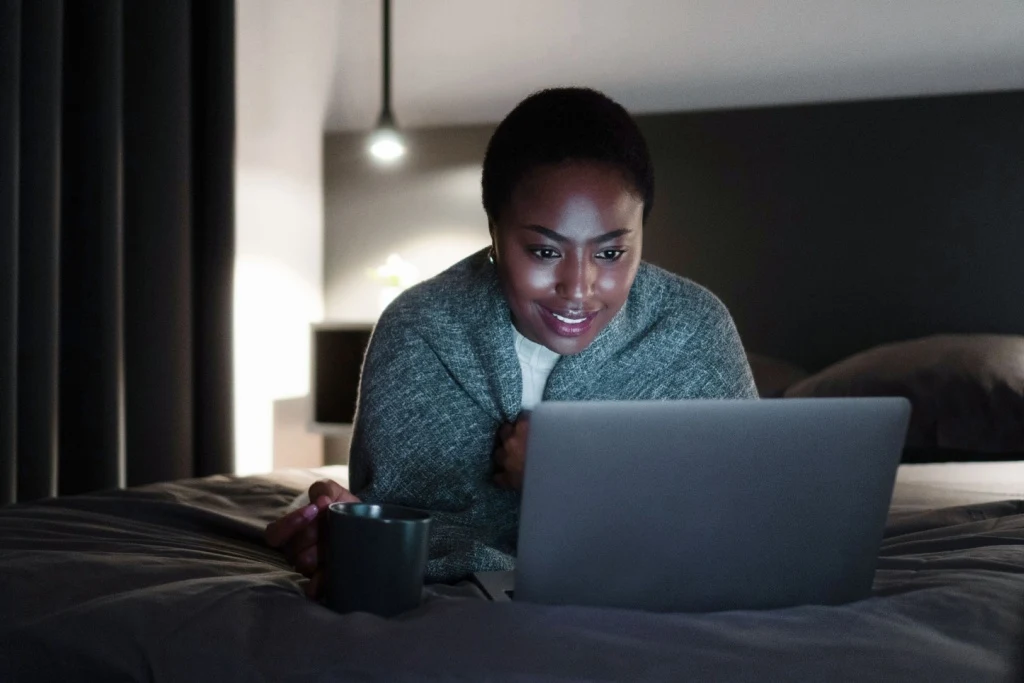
left=493, top=412, right=530, bottom=491
left=264, top=478, right=359, bottom=598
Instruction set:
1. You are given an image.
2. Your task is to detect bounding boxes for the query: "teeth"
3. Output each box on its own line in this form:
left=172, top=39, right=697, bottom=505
left=553, top=312, right=587, bottom=324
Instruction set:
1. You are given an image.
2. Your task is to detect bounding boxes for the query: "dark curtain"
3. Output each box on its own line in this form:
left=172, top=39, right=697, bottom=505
left=0, top=0, right=235, bottom=505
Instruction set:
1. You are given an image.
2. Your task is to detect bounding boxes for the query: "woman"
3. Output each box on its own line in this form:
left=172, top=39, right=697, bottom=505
left=265, top=87, right=757, bottom=595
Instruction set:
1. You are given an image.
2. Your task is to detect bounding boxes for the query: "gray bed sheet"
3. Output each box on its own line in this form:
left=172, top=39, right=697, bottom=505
left=1, top=468, right=1022, bottom=683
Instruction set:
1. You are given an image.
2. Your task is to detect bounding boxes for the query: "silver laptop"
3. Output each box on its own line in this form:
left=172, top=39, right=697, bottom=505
left=474, top=397, right=910, bottom=612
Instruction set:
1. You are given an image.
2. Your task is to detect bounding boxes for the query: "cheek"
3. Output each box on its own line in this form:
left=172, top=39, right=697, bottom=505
left=596, top=271, right=619, bottom=293
left=523, top=267, right=555, bottom=293
left=595, top=260, right=639, bottom=304
left=595, top=268, right=627, bottom=296
left=508, top=259, right=555, bottom=298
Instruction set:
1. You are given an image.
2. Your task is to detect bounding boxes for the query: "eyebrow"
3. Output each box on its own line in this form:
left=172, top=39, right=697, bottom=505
left=523, top=225, right=633, bottom=245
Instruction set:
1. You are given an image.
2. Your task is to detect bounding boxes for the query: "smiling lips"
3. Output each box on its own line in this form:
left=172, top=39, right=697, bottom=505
left=538, top=304, right=600, bottom=337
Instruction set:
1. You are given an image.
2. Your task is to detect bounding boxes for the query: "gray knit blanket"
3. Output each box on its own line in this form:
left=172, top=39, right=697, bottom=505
left=349, top=248, right=757, bottom=582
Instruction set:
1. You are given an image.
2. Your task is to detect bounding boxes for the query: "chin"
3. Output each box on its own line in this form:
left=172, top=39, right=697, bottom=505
left=539, top=330, right=595, bottom=356
left=556, top=341, right=591, bottom=356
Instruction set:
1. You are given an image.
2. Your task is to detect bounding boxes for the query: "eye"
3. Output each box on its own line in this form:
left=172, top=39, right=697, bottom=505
left=529, top=247, right=561, bottom=261
left=595, top=249, right=626, bottom=262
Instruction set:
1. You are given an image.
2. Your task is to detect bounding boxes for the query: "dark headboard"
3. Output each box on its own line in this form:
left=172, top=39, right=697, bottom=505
left=637, top=90, right=1024, bottom=371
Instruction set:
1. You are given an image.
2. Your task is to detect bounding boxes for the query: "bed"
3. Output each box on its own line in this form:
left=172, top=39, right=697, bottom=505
left=3, top=333, right=1023, bottom=682
left=1, top=456, right=1023, bottom=682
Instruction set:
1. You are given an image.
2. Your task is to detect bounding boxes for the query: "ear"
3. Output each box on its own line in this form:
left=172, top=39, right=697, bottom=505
left=488, top=221, right=500, bottom=259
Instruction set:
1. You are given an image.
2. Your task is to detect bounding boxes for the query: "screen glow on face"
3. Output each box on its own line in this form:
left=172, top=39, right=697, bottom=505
left=493, top=162, right=644, bottom=355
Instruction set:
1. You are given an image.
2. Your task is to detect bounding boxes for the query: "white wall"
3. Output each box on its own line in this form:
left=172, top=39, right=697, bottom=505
left=235, top=0, right=341, bottom=474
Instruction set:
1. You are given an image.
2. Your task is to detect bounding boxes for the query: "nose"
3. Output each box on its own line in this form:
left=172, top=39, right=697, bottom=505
left=555, top=253, right=596, bottom=302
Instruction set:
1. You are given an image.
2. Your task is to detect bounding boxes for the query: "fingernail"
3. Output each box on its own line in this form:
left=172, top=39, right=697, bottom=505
left=302, top=504, right=318, bottom=520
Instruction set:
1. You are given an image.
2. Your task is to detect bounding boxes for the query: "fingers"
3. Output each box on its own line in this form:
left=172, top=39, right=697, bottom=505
left=497, top=419, right=529, bottom=448
left=283, top=521, right=319, bottom=562
left=294, top=544, right=319, bottom=577
left=493, top=442, right=521, bottom=490
left=308, top=479, right=360, bottom=505
left=281, top=512, right=322, bottom=577
left=493, top=468, right=522, bottom=491
left=498, top=422, right=515, bottom=442
left=304, top=571, right=323, bottom=600
left=492, top=442, right=509, bottom=468
left=267, top=479, right=363, bottom=598
left=493, top=419, right=526, bottom=490
left=264, top=503, right=319, bottom=549
left=492, top=438, right=509, bottom=488
left=510, top=416, right=530, bottom=446
left=308, top=479, right=344, bottom=503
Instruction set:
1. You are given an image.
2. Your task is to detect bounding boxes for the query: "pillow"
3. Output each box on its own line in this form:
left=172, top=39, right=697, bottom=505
left=746, top=353, right=809, bottom=398
left=784, top=334, right=1024, bottom=454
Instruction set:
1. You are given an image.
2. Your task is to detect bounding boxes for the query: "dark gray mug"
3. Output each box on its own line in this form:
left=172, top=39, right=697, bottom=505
left=324, top=502, right=432, bottom=617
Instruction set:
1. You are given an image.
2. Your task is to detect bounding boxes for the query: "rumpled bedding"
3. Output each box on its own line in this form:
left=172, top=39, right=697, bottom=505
left=0, top=466, right=1022, bottom=682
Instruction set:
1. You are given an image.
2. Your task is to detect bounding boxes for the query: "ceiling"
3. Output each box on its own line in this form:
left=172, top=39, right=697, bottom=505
left=325, top=0, right=1024, bottom=132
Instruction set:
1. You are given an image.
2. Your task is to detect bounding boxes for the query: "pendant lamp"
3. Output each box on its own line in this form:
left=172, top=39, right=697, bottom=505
left=369, top=0, right=405, bottom=162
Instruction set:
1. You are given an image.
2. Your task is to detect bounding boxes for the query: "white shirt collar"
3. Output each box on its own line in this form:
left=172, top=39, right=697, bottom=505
left=512, top=325, right=560, bottom=370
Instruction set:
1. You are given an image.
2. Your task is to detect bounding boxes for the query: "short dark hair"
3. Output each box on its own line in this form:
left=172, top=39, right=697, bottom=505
left=481, top=87, right=655, bottom=226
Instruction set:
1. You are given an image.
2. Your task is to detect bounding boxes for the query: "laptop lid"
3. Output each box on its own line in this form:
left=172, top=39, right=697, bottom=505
left=515, top=398, right=910, bottom=612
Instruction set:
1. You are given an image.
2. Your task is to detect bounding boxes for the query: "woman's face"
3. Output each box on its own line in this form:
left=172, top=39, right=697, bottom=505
left=492, top=162, right=644, bottom=355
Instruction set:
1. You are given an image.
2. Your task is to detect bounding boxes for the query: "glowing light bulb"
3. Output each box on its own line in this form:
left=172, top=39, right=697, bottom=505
left=369, top=128, right=405, bottom=162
